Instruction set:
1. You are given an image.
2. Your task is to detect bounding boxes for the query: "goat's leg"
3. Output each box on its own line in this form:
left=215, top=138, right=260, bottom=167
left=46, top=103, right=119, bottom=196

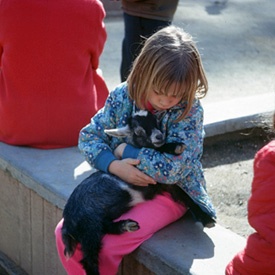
left=61, top=230, right=78, bottom=258
left=78, top=230, right=103, bottom=275
left=184, top=199, right=216, bottom=227
left=157, top=143, right=185, bottom=155
left=189, top=204, right=216, bottom=228
left=168, top=186, right=216, bottom=228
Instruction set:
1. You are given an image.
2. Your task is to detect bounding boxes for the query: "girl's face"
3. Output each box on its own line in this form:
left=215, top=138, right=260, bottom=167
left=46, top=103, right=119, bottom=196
left=147, top=83, right=182, bottom=111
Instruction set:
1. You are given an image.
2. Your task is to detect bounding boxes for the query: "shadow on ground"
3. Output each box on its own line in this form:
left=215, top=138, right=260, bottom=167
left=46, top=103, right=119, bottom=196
left=203, top=127, right=274, bottom=168
left=202, top=126, right=274, bottom=237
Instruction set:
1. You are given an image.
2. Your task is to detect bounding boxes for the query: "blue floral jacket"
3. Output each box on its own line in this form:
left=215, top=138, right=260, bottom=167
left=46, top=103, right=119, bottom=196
left=79, top=82, right=216, bottom=219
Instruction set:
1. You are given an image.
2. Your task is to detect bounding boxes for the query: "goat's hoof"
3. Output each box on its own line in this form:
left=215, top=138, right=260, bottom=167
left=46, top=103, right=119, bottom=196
left=202, top=217, right=216, bottom=228
left=122, top=219, right=140, bottom=232
left=175, top=144, right=185, bottom=155
left=204, top=222, right=216, bottom=228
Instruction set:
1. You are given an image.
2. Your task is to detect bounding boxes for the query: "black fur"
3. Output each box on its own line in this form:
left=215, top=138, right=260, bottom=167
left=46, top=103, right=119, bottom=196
left=62, top=110, right=215, bottom=275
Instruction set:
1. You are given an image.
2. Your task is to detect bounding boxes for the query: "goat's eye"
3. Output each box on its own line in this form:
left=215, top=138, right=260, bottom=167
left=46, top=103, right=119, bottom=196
left=134, top=126, right=146, bottom=137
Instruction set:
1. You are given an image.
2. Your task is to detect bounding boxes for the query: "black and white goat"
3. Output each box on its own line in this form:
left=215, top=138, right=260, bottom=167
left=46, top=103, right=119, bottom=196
left=61, top=110, right=215, bottom=275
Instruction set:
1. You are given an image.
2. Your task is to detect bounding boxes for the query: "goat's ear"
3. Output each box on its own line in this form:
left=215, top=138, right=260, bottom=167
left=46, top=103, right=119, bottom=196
left=104, top=125, right=131, bottom=137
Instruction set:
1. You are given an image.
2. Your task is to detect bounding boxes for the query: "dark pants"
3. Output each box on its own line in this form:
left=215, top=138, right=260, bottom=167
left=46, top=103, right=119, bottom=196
left=120, top=12, right=171, bottom=82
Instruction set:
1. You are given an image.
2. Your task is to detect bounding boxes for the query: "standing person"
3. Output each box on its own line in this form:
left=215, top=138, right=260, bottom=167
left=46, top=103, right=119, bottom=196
left=55, top=25, right=216, bottom=275
left=0, top=0, right=109, bottom=149
left=226, top=113, right=275, bottom=275
left=120, top=0, right=179, bottom=81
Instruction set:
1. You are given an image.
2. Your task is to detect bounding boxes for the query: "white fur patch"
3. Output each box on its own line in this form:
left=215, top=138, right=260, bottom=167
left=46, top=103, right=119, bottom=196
left=127, top=188, right=146, bottom=206
left=118, top=182, right=145, bottom=206
left=102, top=174, right=145, bottom=207
left=134, top=110, right=148, bottom=117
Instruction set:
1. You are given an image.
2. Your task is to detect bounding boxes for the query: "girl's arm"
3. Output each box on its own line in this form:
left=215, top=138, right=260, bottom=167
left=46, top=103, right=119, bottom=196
left=78, top=85, right=129, bottom=172
left=78, top=84, right=156, bottom=186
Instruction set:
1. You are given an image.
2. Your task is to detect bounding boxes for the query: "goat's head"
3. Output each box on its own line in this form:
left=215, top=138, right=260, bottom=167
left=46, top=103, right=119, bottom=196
left=104, top=110, right=165, bottom=148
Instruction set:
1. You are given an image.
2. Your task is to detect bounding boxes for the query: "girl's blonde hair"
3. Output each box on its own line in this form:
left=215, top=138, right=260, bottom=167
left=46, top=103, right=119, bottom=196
left=127, top=25, right=208, bottom=121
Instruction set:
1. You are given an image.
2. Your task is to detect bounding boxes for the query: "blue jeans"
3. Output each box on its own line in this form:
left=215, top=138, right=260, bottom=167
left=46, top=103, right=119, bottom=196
left=120, top=12, right=171, bottom=81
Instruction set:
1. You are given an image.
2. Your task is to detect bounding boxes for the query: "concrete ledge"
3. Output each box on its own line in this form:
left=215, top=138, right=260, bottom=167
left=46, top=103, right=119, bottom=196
left=122, top=216, right=246, bottom=275
left=0, top=140, right=246, bottom=274
left=0, top=144, right=94, bottom=210
left=203, top=93, right=274, bottom=137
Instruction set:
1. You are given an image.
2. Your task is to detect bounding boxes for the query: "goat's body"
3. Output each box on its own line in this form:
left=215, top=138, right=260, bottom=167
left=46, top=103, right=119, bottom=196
left=62, top=170, right=211, bottom=275
left=62, top=171, right=178, bottom=274
left=62, top=172, right=134, bottom=274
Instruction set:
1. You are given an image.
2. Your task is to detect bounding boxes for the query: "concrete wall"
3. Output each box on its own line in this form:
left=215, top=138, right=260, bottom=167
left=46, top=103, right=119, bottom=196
left=0, top=170, right=65, bottom=275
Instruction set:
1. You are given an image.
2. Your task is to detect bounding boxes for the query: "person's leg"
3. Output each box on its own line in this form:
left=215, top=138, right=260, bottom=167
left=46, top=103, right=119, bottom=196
left=120, top=13, right=171, bottom=81
left=99, top=193, right=187, bottom=275
left=139, top=17, right=171, bottom=38
left=120, top=13, right=142, bottom=81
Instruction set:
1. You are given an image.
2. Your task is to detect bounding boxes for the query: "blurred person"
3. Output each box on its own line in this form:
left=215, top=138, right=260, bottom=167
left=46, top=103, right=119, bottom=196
left=0, top=0, right=109, bottom=149
left=226, top=112, right=275, bottom=275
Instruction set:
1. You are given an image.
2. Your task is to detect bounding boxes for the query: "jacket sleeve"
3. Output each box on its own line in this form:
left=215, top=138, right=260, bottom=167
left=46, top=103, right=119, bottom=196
left=78, top=100, right=116, bottom=172
left=78, top=84, right=132, bottom=172
left=123, top=99, right=205, bottom=184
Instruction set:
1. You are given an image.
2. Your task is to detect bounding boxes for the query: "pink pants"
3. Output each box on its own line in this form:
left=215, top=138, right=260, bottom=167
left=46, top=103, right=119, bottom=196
left=55, top=193, right=186, bottom=275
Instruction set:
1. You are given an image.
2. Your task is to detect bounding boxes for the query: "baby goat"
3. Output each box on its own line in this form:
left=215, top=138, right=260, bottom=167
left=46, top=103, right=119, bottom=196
left=61, top=110, right=215, bottom=275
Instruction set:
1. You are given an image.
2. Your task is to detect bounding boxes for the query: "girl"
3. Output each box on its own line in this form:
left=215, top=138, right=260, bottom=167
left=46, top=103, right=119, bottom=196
left=55, top=25, right=216, bottom=275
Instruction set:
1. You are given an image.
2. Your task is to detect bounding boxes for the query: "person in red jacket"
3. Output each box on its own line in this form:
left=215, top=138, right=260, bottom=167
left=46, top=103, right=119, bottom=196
left=226, top=113, right=275, bottom=275
left=0, top=0, right=109, bottom=149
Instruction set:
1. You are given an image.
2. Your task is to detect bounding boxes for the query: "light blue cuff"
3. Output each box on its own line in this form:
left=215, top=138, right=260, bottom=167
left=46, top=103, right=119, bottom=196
left=122, top=144, right=140, bottom=159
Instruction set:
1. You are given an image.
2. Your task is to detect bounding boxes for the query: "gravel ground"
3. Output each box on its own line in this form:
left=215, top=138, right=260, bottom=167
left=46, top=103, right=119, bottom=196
left=202, top=126, right=274, bottom=237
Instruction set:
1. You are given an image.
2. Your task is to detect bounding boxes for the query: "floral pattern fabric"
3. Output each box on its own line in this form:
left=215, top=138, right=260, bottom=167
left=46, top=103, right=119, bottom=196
left=79, top=82, right=216, bottom=218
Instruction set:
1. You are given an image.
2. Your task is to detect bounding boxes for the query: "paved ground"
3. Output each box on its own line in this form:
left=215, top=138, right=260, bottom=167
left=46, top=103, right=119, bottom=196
left=101, top=0, right=275, bottom=106
left=99, top=0, right=275, bottom=238
left=203, top=126, right=274, bottom=237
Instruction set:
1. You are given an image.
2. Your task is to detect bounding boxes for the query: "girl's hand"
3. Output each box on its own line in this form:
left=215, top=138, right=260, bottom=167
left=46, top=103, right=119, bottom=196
left=113, top=143, right=127, bottom=159
left=108, top=158, right=156, bottom=186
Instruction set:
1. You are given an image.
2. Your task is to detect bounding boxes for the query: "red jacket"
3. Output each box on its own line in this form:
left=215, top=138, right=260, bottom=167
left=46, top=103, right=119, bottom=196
left=226, top=140, right=275, bottom=275
left=0, top=0, right=108, bottom=148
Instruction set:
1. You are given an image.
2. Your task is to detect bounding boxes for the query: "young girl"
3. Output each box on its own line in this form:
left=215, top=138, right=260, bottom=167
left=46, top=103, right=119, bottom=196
left=55, top=25, right=216, bottom=275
